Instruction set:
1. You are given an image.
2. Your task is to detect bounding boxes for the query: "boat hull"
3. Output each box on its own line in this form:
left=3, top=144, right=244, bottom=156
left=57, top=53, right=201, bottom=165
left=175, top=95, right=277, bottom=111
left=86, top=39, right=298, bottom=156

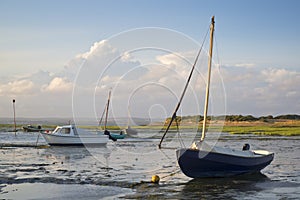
left=125, top=127, right=138, bottom=136
left=23, top=125, right=42, bottom=132
left=176, top=148, right=274, bottom=178
left=41, top=132, right=108, bottom=146
left=110, top=133, right=126, bottom=140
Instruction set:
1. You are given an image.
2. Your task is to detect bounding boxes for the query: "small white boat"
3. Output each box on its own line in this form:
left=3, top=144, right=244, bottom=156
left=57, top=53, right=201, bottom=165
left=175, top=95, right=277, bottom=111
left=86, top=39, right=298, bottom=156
left=40, top=124, right=108, bottom=146
left=124, top=126, right=138, bottom=136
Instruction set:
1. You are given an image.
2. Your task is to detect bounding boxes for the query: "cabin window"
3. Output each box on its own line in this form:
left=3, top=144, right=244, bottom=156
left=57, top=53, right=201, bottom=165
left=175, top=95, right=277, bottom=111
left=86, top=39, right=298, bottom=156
left=60, top=128, right=71, bottom=134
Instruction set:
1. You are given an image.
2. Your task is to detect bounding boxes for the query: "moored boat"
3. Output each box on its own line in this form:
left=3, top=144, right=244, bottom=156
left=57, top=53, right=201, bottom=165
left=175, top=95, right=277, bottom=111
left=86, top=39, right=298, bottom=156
left=40, top=124, right=108, bottom=146
left=176, top=142, right=274, bottom=178
left=23, top=125, right=42, bottom=132
left=98, top=89, right=127, bottom=141
left=159, top=16, right=274, bottom=178
left=110, top=131, right=126, bottom=140
left=124, top=126, right=138, bottom=136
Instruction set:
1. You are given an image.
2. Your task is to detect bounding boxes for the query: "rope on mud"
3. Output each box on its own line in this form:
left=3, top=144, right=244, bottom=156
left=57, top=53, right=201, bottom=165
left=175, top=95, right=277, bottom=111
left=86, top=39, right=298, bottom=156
left=147, top=167, right=182, bottom=185
left=159, top=168, right=181, bottom=180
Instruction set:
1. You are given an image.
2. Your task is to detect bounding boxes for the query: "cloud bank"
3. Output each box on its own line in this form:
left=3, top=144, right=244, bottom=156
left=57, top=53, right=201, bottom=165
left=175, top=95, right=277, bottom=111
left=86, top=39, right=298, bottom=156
left=0, top=32, right=299, bottom=119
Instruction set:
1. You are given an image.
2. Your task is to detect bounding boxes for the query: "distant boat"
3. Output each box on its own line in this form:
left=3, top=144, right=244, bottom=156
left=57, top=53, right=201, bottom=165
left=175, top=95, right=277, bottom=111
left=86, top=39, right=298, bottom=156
left=98, top=90, right=126, bottom=141
left=40, top=124, right=108, bottom=146
left=23, top=125, right=42, bottom=132
left=124, top=106, right=138, bottom=136
left=124, top=126, right=138, bottom=136
left=159, top=16, right=274, bottom=178
left=110, top=130, right=126, bottom=140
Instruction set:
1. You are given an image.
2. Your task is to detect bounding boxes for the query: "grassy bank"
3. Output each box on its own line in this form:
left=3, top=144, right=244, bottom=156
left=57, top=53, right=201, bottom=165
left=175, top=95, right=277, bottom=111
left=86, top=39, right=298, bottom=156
left=133, top=120, right=300, bottom=136
left=117, top=121, right=300, bottom=136
left=1, top=120, right=300, bottom=136
left=220, top=120, right=300, bottom=136
left=221, top=126, right=300, bottom=136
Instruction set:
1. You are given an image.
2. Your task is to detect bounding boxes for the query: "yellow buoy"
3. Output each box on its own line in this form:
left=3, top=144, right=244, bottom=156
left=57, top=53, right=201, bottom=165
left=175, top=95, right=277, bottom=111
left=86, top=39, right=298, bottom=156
left=151, top=175, right=160, bottom=184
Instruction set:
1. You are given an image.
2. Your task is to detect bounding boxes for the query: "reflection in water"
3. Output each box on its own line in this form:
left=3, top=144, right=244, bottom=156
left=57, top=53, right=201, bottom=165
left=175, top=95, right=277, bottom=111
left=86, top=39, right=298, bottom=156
left=0, top=131, right=299, bottom=199
left=42, top=146, right=112, bottom=164
left=41, top=146, right=112, bottom=175
left=180, top=173, right=269, bottom=199
left=42, top=146, right=93, bottom=161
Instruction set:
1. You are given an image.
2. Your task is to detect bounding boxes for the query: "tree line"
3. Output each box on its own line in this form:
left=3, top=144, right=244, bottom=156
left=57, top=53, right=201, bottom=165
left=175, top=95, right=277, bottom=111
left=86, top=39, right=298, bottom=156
left=165, top=114, right=300, bottom=123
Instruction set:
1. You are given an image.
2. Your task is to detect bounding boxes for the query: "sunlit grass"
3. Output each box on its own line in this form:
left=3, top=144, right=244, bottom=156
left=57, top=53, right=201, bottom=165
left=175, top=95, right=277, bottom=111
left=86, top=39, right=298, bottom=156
left=221, top=126, right=300, bottom=136
left=1, top=121, right=300, bottom=136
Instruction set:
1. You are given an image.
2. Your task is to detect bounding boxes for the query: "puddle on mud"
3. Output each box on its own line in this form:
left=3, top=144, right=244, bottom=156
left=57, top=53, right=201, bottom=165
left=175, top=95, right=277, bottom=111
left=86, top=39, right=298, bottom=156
left=0, top=131, right=299, bottom=199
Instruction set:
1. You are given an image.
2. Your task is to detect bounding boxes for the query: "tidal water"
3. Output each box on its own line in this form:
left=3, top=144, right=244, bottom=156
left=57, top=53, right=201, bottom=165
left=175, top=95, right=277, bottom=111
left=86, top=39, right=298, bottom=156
left=0, top=130, right=299, bottom=199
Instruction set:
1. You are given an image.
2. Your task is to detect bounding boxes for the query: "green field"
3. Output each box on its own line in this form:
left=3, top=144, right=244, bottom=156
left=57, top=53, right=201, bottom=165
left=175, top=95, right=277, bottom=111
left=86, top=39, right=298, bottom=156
left=85, top=122, right=300, bottom=136
left=1, top=120, right=300, bottom=136
left=221, top=125, right=300, bottom=136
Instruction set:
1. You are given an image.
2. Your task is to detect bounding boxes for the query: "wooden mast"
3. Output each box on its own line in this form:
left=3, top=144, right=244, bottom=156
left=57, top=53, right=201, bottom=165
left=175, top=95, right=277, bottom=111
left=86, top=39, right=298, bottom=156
left=104, top=90, right=111, bottom=130
left=201, top=16, right=215, bottom=141
left=13, top=99, right=17, bottom=135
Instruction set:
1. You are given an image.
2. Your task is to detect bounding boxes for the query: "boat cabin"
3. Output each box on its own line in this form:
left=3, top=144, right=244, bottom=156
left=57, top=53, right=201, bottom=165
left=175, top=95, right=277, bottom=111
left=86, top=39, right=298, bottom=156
left=52, top=125, right=78, bottom=136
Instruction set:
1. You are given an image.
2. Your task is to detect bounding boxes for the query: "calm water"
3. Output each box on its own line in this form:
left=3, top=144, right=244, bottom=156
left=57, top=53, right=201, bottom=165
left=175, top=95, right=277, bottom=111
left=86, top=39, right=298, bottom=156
left=0, top=130, right=299, bottom=199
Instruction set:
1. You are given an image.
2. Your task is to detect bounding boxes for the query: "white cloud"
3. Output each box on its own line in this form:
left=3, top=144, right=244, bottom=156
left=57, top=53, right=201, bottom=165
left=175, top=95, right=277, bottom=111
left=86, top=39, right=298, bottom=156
left=79, top=40, right=117, bottom=60
left=1, top=35, right=299, bottom=118
left=0, top=79, right=35, bottom=96
left=156, top=53, right=181, bottom=66
left=222, top=63, right=256, bottom=69
left=156, top=51, right=196, bottom=71
left=260, top=68, right=300, bottom=99
left=262, top=68, right=299, bottom=86
left=233, top=63, right=255, bottom=68
left=221, top=65, right=300, bottom=115
left=286, top=91, right=297, bottom=97
left=121, top=51, right=135, bottom=62
left=42, top=77, right=73, bottom=93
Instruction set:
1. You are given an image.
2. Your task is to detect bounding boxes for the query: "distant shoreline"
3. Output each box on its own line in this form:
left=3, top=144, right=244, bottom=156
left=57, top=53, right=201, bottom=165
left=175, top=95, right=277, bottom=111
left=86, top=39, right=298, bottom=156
left=1, top=119, right=299, bottom=136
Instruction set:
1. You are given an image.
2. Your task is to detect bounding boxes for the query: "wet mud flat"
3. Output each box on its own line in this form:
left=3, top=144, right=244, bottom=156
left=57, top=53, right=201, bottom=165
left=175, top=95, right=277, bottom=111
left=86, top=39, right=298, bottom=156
left=0, top=131, right=299, bottom=199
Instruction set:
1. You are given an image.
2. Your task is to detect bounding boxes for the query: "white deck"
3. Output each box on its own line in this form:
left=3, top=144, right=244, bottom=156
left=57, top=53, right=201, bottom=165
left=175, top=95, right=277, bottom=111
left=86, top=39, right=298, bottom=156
left=191, top=141, right=273, bottom=158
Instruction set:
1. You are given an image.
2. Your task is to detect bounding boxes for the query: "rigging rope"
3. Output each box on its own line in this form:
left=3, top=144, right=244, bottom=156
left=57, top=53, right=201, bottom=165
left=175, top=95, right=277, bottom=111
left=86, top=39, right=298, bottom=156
left=104, top=90, right=111, bottom=130
left=98, top=89, right=112, bottom=129
left=158, top=27, right=210, bottom=149
left=98, top=103, right=107, bottom=127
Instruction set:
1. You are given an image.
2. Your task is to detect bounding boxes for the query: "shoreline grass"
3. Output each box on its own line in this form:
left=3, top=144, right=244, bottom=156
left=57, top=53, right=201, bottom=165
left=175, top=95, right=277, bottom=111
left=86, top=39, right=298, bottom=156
left=221, top=126, right=300, bottom=136
left=1, top=120, right=300, bottom=136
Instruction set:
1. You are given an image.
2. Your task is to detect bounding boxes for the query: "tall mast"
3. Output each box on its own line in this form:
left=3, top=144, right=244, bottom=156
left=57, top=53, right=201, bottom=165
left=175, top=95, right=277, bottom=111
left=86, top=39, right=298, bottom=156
left=13, top=99, right=17, bottom=136
left=201, top=16, right=215, bottom=141
left=104, top=90, right=111, bottom=130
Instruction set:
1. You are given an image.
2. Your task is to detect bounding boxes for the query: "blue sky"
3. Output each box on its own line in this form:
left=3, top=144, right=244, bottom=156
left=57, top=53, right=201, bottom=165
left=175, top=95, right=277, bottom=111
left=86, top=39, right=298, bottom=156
left=0, top=0, right=299, bottom=118
left=2, top=0, right=299, bottom=71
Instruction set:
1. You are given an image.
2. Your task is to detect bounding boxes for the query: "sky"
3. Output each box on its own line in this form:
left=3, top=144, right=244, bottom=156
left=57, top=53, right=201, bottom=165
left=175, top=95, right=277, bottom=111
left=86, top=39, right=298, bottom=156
left=0, top=0, right=299, bottom=121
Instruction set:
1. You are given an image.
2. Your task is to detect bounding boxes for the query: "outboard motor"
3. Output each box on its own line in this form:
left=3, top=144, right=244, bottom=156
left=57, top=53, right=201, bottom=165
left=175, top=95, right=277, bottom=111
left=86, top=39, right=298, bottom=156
left=242, top=143, right=250, bottom=151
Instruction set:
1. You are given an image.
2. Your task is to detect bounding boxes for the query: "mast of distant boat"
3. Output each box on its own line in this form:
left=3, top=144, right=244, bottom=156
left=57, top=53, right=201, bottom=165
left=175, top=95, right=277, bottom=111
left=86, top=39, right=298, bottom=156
left=201, top=16, right=215, bottom=141
left=104, top=90, right=111, bottom=130
left=13, top=99, right=17, bottom=136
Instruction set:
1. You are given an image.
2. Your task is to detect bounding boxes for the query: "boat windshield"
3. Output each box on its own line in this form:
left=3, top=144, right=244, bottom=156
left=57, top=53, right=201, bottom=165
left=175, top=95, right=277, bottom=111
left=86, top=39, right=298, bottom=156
left=60, top=128, right=71, bottom=134
left=54, top=127, right=71, bottom=135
